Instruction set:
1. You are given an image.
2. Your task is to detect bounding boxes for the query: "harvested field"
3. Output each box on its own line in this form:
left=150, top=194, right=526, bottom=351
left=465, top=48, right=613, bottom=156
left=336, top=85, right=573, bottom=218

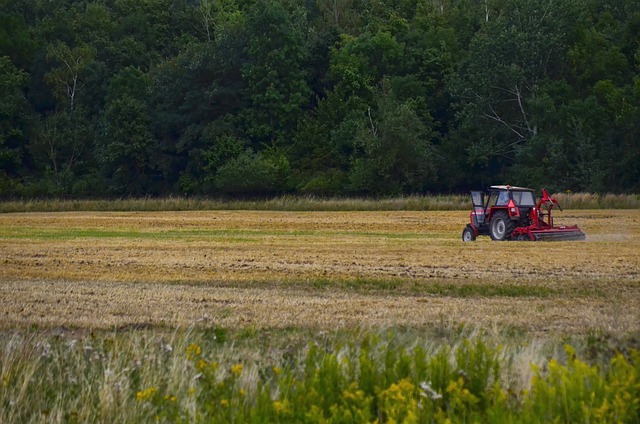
left=0, top=210, right=638, bottom=334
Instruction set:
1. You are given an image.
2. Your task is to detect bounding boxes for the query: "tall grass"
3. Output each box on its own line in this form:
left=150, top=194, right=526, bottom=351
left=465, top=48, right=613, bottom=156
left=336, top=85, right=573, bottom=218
left=553, top=192, right=640, bottom=209
left=1, top=327, right=637, bottom=423
left=1, top=193, right=638, bottom=213
left=0, top=195, right=469, bottom=213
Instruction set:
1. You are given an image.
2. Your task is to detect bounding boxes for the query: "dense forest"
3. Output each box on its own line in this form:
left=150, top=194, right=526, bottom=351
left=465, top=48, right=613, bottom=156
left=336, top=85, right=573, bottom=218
left=1, top=0, right=639, bottom=198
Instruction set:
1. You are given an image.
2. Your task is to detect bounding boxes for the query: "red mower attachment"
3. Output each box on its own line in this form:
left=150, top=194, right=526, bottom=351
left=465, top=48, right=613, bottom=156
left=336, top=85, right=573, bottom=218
left=462, top=186, right=585, bottom=242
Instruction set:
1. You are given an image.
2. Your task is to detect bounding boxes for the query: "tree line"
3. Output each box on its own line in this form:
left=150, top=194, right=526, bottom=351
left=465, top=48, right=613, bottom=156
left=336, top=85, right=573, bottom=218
left=1, top=0, right=639, bottom=198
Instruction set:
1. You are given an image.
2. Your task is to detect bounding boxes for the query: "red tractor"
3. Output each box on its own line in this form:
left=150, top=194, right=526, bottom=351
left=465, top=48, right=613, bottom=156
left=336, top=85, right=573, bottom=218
left=462, top=185, right=585, bottom=241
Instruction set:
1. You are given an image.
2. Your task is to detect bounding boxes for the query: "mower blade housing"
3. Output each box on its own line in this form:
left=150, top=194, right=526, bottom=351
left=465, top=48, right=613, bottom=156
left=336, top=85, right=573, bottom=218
left=529, top=226, right=586, bottom=241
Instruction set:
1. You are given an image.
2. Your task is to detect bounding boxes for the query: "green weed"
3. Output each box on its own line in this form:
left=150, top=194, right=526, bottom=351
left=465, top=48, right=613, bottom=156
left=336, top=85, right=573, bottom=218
left=2, top=328, right=639, bottom=423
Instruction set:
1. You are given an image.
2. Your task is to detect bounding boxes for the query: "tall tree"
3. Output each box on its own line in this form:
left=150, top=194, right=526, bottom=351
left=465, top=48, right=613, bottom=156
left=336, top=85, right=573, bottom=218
left=0, top=10, right=35, bottom=69
left=45, top=42, right=95, bottom=112
left=348, top=83, right=437, bottom=195
left=0, top=56, right=32, bottom=195
left=98, top=67, right=157, bottom=194
left=449, top=0, right=584, bottom=187
left=242, top=0, right=311, bottom=145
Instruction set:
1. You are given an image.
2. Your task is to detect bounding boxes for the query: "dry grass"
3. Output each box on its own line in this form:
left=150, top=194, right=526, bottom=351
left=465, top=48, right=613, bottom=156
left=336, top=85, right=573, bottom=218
left=1, top=192, right=638, bottom=213
left=0, top=210, right=638, bottom=334
left=0, top=195, right=470, bottom=213
left=554, top=192, right=640, bottom=209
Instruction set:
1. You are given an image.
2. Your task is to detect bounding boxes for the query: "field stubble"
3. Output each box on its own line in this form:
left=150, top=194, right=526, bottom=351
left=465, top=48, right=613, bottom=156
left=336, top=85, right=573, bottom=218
left=0, top=210, right=638, bottom=334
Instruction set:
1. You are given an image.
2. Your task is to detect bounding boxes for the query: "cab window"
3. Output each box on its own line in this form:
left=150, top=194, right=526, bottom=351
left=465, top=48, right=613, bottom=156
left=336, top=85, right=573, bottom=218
left=471, top=191, right=484, bottom=207
left=496, top=191, right=509, bottom=206
left=512, top=191, right=535, bottom=206
left=488, top=191, right=499, bottom=206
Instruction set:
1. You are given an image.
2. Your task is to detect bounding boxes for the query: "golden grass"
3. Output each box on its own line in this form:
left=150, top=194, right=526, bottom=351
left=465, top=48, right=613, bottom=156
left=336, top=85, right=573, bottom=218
left=0, top=210, right=638, bottom=334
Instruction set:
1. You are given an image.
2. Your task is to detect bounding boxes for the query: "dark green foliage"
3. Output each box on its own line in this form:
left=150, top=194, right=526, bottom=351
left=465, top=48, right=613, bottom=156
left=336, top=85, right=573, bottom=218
left=242, top=0, right=311, bottom=145
left=348, top=83, right=437, bottom=195
left=97, top=66, right=157, bottom=195
left=0, top=0, right=638, bottom=199
left=213, top=149, right=291, bottom=195
left=0, top=11, right=35, bottom=68
left=0, top=56, right=32, bottom=195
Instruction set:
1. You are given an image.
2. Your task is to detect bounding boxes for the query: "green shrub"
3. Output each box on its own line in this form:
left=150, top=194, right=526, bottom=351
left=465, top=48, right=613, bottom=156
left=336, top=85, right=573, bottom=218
left=524, top=345, right=640, bottom=423
left=214, top=150, right=290, bottom=196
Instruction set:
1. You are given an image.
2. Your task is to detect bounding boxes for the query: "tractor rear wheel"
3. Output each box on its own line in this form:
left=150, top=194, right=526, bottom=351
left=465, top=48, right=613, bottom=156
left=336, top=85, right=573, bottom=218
left=490, top=211, right=515, bottom=241
left=462, top=226, right=476, bottom=242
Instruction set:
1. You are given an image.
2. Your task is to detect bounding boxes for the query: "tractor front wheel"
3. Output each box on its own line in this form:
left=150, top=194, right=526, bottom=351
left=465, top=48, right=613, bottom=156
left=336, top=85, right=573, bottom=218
left=462, top=226, right=476, bottom=242
left=490, top=211, right=515, bottom=241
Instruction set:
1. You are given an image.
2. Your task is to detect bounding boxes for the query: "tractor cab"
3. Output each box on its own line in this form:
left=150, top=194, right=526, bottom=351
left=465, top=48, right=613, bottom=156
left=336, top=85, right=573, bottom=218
left=464, top=185, right=536, bottom=241
left=487, top=186, right=536, bottom=217
left=468, top=186, right=535, bottom=235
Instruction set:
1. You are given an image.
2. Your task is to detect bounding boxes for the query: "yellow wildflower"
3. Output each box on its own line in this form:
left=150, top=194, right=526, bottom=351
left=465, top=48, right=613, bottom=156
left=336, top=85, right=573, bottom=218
left=231, top=363, right=243, bottom=377
left=220, top=399, right=229, bottom=408
left=594, top=399, right=610, bottom=421
left=342, top=383, right=366, bottom=403
left=273, top=366, right=283, bottom=375
left=136, top=387, right=158, bottom=401
left=446, top=379, right=460, bottom=394
left=273, top=400, right=291, bottom=415
left=239, top=389, right=246, bottom=397
left=186, top=343, right=202, bottom=360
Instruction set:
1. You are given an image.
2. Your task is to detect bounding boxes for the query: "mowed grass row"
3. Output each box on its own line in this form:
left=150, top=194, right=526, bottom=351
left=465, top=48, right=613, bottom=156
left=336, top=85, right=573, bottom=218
left=0, top=210, right=638, bottom=332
